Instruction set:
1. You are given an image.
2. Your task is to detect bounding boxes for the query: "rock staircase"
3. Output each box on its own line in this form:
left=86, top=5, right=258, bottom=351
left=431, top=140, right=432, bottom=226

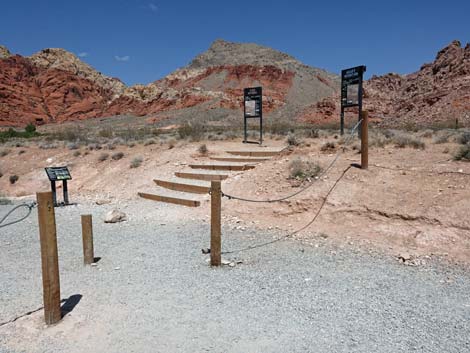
left=138, top=146, right=285, bottom=207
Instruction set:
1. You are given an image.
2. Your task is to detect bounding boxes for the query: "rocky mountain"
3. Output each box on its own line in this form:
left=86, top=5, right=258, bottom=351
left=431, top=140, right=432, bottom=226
left=301, top=40, right=470, bottom=127
left=2, top=39, right=468, bottom=128
left=0, top=40, right=338, bottom=126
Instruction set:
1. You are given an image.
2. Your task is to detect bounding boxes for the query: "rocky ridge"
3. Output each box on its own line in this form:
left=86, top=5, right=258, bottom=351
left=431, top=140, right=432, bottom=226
left=0, top=40, right=338, bottom=126
left=301, top=40, right=470, bottom=127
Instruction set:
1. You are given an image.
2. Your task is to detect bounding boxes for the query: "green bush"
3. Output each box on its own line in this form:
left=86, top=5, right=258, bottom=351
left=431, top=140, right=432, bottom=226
left=112, top=152, right=124, bottom=160
left=454, top=145, right=470, bottom=161
left=177, top=122, right=205, bottom=141
left=289, top=158, right=322, bottom=180
left=130, top=156, right=143, bottom=168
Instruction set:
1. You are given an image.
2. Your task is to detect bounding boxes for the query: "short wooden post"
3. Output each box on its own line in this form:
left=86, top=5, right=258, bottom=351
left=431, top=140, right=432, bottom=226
left=210, top=180, right=222, bottom=266
left=361, top=110, right=369, bottom=170
left=81, top=214, right=94, bottom=265
left=36, top=191, right=62, bottom=325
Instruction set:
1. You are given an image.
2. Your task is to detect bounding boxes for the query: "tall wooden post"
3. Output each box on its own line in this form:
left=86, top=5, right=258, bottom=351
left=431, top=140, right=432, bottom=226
left=361, top=110, right=369, bottom=170
left=81, top=214, right=94, bottom=265
left=36, top=192, right=61, bottom=325
left=210, top=180, right=222, bottom=266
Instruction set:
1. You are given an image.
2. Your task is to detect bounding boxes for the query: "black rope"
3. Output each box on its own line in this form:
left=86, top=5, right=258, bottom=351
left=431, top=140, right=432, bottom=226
left=220, top=119, right=362, bottom=203
left=0, top=202, right=37, bottom=229
left=221, top=165, right=352, bottom=254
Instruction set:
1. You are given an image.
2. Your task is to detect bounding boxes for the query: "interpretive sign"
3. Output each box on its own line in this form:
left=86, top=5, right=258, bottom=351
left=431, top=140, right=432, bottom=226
left=340, top=65, right=366, bottom=135
left=243, top=87, right=263, bottom=144
left=45, top=166, right=72, bottom=206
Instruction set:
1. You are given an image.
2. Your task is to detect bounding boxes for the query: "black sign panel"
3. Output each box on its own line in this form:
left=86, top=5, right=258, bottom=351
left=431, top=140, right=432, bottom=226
left=341, top=65, right=366, bottom=108
left=45, top=167, right=72, bottom=181
left=244, top=87, right=262, bottom=118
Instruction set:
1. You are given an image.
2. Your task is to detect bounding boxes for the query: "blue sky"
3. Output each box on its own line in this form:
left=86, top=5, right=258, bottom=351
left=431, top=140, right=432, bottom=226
left=2, top=0, right=469, bottom=85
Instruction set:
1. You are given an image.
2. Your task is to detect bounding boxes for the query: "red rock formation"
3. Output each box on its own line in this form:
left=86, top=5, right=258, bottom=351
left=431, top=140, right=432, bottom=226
left=0, top=55, right=114, bottom=126
left=300, top=40, right=470, bottom=127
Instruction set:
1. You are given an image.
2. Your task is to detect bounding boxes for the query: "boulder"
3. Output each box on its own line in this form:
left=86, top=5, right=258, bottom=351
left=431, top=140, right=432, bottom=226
left=104, top=209, right=127, bottom=223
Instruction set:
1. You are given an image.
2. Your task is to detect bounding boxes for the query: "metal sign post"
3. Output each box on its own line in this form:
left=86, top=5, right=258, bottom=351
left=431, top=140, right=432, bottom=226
left=340, top=65, right=366, bottom=136
left=45, top=167, right=72, bottom=207
left=243, top=87, right=263, bottom=145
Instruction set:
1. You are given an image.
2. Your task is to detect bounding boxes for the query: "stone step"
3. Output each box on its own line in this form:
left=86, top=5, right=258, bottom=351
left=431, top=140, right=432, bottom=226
left=189, top=163, right=255, bottom=171
left=226, top=147, right=285, bottom=157
left=175, top=171, right=230, bottom=182
left=210, top=156, right=271, bottom=163
left=138, top=191, right=201, bottom=207
left=154, top=178, right=211, bottom=194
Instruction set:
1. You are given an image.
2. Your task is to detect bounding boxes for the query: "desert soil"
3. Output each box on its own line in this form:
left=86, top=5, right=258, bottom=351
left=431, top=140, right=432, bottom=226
left=1, top=133, right=469, bottom=263
left=0, top=201, right=469, bottom=353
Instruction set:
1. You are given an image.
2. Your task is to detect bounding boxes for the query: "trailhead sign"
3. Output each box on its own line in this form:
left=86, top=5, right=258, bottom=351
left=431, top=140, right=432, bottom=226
left=340, top=65, right=366, bottom=135
left=243, top=87, right=263, bottom=144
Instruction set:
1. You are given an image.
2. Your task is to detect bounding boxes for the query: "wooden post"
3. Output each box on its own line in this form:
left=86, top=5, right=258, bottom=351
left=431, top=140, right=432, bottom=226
left=36, top=192, right=61, bottom=325
left=81, top=214, right=94, bottom=265
left=210, top=180, right=222, bottom=266
left=361, top=110, right=369, bottom=170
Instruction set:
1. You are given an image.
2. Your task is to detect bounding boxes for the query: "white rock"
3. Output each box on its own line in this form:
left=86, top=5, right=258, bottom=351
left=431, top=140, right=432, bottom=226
left=104, top=209, right=127, bottom=223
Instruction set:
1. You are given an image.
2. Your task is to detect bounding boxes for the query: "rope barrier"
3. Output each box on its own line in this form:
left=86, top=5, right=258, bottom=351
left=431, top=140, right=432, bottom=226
left=221, top=165, right=352, bottom=254
left=0, top=202, right=37, bottom=229
left=221, top=119, right=363, bottom=203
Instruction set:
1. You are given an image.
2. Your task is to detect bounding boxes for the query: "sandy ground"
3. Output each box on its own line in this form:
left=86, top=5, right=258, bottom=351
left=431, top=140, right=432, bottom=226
left=1, top=202, right=469, bottom=353
left=1, top=134, right=469, bottom=264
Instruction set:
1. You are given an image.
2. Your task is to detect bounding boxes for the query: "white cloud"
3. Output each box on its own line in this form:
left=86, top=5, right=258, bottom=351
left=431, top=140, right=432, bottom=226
left=114, top=55, right=130, bottom=62
left=78, top=52, right=88, bottom=58
left=148, top=3, right=158, bottom=12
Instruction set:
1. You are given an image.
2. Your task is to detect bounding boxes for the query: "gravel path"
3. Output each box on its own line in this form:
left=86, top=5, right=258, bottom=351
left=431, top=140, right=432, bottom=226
left=0, top=200, right=469, bottom=353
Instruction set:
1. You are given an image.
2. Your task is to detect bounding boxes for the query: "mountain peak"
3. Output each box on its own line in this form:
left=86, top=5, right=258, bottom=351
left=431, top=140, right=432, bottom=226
left=29, top=47, right=126, bottom=95
left=189, top=39, right=299, bottom=70
left=0, top=45, right=11, bottom=59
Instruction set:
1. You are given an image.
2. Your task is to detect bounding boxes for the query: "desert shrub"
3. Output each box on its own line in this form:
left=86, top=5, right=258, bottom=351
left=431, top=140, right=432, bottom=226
left=418, top=129, right=434, bottom=138
left=39, top=142, right=59, bottom=149
left=456, top=132, right=470, bottom=145
left=67, top=142, right=80, bottom=150
left=73, top=150, right=81, bottom=157
left=433, top=132, right=451, bottom=144
left=289, top=158, right=322, bottom=180
left=177, top=122, right=205, bottom=141
left=320, top=141, right=336, bottom=152
left=305, top=129, right=319, bottom=138
left=368, top=132, right=390, bottom=148
left=287, top=134, right=301, bottom=146
left=9, top=175, right=19, bottom=184
left=144, top=139, right=157, bottom=146
left=198, top=144, right=208, bottom=155
left=0, top=149, right=11, bottom=157
left=112, top=152, right=124, bottom=160
left=454, top=145, right=470, bottom=161
left=98, top=127, right=114, bottom=139
left=24, top=123, right=36, bottom=134
left=0, top=196, right=11, bottom=205
left=0, top=125, right=40, bottom=142
left=167, top=139, right=176, bottom=149
left=392, top=133, right=425, bottom=149
left=98, top=153, right=109, bottom=162
left=47, top=127, right=81, bottom=141
left=130, top=156, right=143, bottom=168
left=87, top=143, right=102, bottom=151
left=267, top=121, right=295, bottom=135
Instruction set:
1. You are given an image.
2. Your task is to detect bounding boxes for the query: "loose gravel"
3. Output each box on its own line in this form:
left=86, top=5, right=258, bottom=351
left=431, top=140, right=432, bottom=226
left=0, top=200, right=469, bottom=353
